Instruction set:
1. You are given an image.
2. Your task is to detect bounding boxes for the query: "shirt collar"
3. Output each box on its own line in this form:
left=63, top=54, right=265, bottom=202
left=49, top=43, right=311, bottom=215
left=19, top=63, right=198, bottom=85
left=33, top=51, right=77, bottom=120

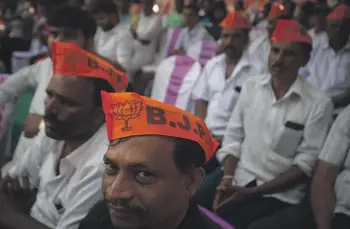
left=260, top=73, right=304, bottom=98
left=215, top=51, right=253, bottom=68
left=57, top=124, right=107, bottom=168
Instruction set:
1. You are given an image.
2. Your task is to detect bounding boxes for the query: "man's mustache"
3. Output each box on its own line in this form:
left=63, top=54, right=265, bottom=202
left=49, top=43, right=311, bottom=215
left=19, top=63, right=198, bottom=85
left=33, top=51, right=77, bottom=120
left=105, top=199, right=143, bottom=213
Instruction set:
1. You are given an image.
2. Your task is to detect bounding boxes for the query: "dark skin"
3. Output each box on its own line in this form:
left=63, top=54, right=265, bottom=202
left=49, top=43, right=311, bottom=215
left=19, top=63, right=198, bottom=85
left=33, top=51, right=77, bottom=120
left=213, top=41, right=310, bottom=212
left=195, top=27, right=248, bottom=129
left=103, top=136, right=205, bottom=229
left=94, top=11, right=119, bottom=32
left=0, top=75, right=105, bottom=229
left=22, top=25, right=93, bottom=138
left=325, top=18, right=350, bottom=108
left=311, top=160, right=339, bottom=229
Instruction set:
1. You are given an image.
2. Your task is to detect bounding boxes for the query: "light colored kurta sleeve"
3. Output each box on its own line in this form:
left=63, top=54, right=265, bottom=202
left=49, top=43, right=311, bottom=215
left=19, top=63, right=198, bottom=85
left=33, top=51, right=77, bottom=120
left=292, top=99, right=334, bottom=176
left=116, top=32, right=133, bottom=70
left=138, top=15, right=162, bottom=41
left=319, top=106, right=350, bottom=166
left=55, top=164, right=104, bottom=229
left=192, top=63, right=211, bottom=101
left=216, top=82, right=247, bottom=163
left=0, top=64, right=39, bottom=107
left=6, top=129, right=51, bottom=187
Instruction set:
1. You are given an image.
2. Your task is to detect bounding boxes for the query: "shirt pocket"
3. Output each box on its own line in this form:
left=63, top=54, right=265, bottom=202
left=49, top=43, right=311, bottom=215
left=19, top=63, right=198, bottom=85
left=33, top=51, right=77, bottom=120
left=219, top=86, right=241, bottom=113
left=274, top=121, right=304, bottom=158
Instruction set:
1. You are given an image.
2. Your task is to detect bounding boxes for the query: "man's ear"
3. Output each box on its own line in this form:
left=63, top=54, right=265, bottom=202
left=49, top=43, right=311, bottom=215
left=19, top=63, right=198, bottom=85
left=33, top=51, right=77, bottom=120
left=185, top=167, right=205, bottom=197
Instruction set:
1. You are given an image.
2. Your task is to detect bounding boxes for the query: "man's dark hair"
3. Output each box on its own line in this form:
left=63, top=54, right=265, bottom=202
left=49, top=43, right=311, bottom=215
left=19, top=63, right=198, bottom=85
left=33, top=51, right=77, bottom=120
left=113, top=136, right=206, bottom=174
left=184, top=3, right=200, bottom=15
left=87, top=78, right=115, bottom=108
left=48, top=4, right=97, bottom=39
left=284, top=0, right=297, bottom=16
left=89, top=0, right=118, bottom=15
left=298, top=42, right=312, bottom=61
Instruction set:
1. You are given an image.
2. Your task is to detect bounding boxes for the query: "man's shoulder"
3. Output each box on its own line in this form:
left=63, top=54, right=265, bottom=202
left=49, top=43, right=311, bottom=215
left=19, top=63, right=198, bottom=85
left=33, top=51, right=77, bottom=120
left=205, top=54, right=225, bottom=69
left=299, top=77, right=332, bottom=107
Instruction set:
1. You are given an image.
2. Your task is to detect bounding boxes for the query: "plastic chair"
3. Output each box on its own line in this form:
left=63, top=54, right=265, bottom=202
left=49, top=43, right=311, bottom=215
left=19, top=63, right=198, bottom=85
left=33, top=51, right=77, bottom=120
left=199, top=206, right=235, bottom=229
left=151, top=55, right=201, bottom=113
left=187, top=40, right=218, bottom=67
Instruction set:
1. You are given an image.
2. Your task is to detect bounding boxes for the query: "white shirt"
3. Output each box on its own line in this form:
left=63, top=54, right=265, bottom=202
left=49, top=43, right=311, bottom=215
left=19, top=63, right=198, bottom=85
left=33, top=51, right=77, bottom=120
left=0, top=58, right=52, bottom=115
left=192, top=53, right=265, bottom=136
left=247, top=34, right=270, bottom=65
left=94, top=23, right=133, bottom=70
left=175, top=23, right=214, bottom=52
left=318, top=105, right=350, bottom=217
left=217, top=74, right=333, bottom=204
left=7, top=125, right=108, bottom=229
left=308, top=28, right=327, bottom=48
left=130, top=13, right=162, bottom=73
left=301, top=39, right=350, bottom=100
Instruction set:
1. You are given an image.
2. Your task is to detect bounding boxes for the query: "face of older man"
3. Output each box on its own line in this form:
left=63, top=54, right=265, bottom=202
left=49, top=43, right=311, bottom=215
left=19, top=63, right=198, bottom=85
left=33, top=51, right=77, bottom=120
left=102, top=136, right=202, bottom=229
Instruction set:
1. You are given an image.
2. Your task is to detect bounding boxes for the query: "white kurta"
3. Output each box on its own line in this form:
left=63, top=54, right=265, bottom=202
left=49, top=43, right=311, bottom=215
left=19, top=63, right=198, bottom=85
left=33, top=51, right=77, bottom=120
left=192, top=53, right=265, bottom=136
left=247, top=34, right=271, bottom=65
left=319, top=105, right=350, bottom=217
left=94, top=23, right=133, bottom=70
left=174, top=23, right=214, bottom=52
left=130, top=13, right=162, bottom=74
left=217, top=74, right=333, bottom=204
left=7, top=125, right=108, bottom=229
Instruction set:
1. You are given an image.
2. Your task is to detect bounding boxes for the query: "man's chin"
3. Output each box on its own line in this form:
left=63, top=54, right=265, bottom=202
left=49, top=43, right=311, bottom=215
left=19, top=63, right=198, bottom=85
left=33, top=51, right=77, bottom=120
left=45, top=126, right=65, bottom=140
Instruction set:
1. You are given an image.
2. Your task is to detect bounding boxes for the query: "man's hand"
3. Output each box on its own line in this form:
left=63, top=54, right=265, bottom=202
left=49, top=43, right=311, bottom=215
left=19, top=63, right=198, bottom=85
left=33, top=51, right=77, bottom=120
left=0, top=176, right=37, bottom=213
left=215, top=186, right=256, bottom=213
left=212, top=178, right=233, bottom=212
left=23, top=114, right=42, bottom=138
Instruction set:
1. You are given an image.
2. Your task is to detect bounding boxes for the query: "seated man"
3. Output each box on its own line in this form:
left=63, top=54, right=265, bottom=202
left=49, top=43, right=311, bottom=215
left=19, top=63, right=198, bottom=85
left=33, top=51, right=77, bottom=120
left=0, top=42, right=128, bottom=229
left=248, top=4, right=292, bottom=65
left=90, top=0, right=133, bottom=71
left=311, top=106, right=350, bottom=229
left=174, top=3, right=213, bottom=54
left=201, top=20, right=334, bottom=229
left=0, top=4, right=97, bottom=172
left=78, top=92, right=222, bottom=229
left=193, top=12, right=264, bottom=144
left=300, top=4, right=350, bottom=110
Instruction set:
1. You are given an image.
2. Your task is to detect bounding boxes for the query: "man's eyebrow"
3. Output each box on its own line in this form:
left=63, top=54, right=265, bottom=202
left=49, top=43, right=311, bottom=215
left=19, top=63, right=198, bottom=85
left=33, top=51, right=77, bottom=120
left=103, top=155, right=117, bottom=166
left=46, top=89, right=81, bottom=105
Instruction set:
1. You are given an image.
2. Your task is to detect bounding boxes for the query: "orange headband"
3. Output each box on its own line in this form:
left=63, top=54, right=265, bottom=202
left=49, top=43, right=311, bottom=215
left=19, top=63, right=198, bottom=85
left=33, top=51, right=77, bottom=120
left=52, top=42, right=128, bottom=92
left=101, top=91, right=219, bottom=163
left=271, top=20, right=312, bottom=44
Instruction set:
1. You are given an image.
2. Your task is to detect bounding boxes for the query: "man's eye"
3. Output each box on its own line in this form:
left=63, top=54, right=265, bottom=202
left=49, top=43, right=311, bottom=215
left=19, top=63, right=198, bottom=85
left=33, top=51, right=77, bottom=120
left=135, top=171, right=155, bottom=185
left=104, top=163, right=118, bottom=175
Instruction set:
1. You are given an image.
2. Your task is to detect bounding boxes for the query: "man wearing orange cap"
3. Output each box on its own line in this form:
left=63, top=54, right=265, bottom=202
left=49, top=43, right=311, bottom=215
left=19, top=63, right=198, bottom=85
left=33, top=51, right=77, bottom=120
left=0, top=42, right=128, bottom=229
left=77, top=92, right=223, bottom=229
left=248, top=2, right=292, bottom=65
left=199, top=20, right=333, bottom=229
left=193, top=11, right=264, bottom=153
left=300, top=4, right=350, bottom=111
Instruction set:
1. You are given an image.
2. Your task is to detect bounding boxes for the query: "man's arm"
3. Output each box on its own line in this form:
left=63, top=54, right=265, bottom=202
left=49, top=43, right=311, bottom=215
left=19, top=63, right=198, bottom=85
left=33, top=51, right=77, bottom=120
left=251, top=98, right=334, bottom=195
left=0, top=64, right=38, bottom=107
left=311, top=107, right=350, bottom=229
left=0, top=207, right=51, bottom=229
left=311, top=160, right=338, bottom=229
left=195, top=100, right=208, bottom=120
left=116, top=32, right=133, bottom=71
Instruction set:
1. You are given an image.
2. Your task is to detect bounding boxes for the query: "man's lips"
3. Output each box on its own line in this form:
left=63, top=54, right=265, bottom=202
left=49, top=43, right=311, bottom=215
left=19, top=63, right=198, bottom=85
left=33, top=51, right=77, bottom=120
left=108, top=205, right=139, bottom=219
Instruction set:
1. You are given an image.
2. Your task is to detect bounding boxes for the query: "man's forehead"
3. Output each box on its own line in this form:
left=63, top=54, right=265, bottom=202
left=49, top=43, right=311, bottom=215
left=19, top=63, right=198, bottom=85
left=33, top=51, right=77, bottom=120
left=106, top=136, right=176, bottom=166
left=48, top=75, right=94, bottom=92
left=222, top=28, right=245, bottom=35
left=271, top=41, right=297, bottom=50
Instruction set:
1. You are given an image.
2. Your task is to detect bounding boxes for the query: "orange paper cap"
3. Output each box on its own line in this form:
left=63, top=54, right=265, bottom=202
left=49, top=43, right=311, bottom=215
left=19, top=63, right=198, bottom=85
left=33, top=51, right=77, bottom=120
left=327, top=4, right=350, bottom=20
left=268, top=3, right=285, bottom=20
left=220, top=11, right=252, bottom=29
left=101, top=92, right=219, bottom=163
left=271, top=20, right=312, bottom=44
left=52, top=42, right=128, bottom=92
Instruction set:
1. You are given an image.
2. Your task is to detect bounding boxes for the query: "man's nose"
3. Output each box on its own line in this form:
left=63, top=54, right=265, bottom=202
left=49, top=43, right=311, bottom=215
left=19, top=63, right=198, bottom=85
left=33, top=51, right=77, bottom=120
left=106, top=175, right=134, bottom=201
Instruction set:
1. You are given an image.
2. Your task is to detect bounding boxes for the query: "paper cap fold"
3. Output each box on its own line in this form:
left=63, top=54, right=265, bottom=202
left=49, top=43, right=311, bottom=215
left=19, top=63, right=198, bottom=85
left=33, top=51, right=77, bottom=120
left=52, top=42, right=128, bottom=92
left=327, top=4, right=350, bottom=20
left=101, top=91, right=219, bottom=163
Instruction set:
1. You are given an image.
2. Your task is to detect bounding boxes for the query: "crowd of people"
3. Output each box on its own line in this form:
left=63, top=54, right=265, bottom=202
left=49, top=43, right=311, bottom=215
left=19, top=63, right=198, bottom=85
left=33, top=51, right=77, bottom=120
left=0, top=0, right=348, bottom=229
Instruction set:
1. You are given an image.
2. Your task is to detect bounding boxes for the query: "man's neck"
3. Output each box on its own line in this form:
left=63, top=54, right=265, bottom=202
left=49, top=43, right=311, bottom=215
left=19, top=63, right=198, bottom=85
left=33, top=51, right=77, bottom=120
left=329, top=39, right=348, bottom=52
left=226, top=51, right=243, bottom=66
left=271, top=75, right=297, bottom=100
